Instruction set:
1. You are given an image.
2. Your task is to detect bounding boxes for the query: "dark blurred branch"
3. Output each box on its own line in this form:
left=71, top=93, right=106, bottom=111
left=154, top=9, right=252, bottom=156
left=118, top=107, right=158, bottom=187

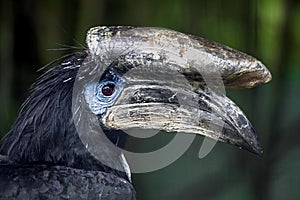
left=281, top=117, right=300, bottom=150
left=0, top=1, right=14, bottom=136
left=253, top=0, right=294, bottom=199
left=12, top=0, right=40, bottom=102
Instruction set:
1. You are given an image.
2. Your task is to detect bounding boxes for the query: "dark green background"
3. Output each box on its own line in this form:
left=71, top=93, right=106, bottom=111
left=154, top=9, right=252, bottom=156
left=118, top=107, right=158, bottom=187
left=0, top=0, right=299, bottom=199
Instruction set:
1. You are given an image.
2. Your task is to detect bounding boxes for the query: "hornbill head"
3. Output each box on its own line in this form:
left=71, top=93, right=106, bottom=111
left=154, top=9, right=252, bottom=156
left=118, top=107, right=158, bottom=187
left=0, top=26, right=271, bottom=180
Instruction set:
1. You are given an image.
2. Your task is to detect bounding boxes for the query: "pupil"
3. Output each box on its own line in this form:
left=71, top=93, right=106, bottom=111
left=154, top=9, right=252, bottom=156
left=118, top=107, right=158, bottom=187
left=102, top=83, right=115, bottom=96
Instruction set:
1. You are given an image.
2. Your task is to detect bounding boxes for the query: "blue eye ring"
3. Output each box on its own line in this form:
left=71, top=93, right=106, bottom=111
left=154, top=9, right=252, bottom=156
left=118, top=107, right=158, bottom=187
left=84, top=78, right=123, bottom=115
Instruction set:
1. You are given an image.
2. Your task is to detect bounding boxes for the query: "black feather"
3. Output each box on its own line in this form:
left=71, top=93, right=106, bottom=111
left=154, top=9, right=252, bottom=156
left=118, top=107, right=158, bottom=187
left=0, top=51, right=132, bottom=184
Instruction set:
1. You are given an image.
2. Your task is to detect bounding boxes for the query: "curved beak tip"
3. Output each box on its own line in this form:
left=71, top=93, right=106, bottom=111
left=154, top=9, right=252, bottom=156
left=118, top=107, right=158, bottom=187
left=257, top=61, right=272, bottom=84
left=246, top=143, right=264, bottom=156
left=238, top=134, right=264, bottom=156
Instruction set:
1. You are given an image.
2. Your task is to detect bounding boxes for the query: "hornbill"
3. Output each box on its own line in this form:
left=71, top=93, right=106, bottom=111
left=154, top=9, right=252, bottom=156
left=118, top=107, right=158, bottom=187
left=0, top=26, right=271, bottom=199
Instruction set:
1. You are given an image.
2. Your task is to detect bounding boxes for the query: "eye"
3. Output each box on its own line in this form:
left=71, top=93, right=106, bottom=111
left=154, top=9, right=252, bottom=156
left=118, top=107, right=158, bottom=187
left=85, top=79, right=122, bottom=115
left=101, top=83, right=116, bottom=96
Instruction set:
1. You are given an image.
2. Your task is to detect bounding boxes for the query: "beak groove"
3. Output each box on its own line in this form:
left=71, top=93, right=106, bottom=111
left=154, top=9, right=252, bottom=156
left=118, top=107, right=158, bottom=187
left=102, top=82, right=263, bottom=155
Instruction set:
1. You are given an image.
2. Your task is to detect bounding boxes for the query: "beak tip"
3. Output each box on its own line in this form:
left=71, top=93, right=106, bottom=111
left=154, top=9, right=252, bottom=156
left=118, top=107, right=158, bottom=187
left=240, top=140, right=264, bottom=156
left=226, top=61, right=272, bottom=88
left=251, top=145, right=264, bottom=156
left=257, top=61, right=272, bottom=84
left=233, top=125, right=264, bottom=156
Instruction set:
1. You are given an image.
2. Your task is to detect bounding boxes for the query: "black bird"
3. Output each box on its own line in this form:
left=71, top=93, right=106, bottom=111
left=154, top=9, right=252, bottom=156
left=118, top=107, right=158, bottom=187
left=0, top=26, right=271, bottom=199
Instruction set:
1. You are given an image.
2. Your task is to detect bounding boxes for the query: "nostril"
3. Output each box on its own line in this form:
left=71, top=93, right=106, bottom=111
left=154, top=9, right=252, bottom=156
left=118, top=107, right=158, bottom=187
left=255, top=63, right=261, bottom=68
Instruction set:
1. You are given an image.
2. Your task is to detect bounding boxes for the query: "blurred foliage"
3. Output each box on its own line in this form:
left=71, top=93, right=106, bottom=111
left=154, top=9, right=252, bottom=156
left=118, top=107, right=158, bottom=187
left=0, top=0, right=300, bottom=199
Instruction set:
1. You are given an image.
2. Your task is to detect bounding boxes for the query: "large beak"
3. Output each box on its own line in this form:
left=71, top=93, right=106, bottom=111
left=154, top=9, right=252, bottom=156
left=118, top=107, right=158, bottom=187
left=85, top=26, right=270, bottom=155
left=100, top=64, right=263, bottom=155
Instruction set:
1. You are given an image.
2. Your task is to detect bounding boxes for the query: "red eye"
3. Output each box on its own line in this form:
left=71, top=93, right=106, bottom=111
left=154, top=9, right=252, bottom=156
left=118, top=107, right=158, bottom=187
left=102, top=83, right=115, bottom=96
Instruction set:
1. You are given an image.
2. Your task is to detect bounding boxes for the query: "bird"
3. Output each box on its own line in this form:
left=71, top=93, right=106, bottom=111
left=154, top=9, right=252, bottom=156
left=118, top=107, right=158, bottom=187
left=0, top=26, right=271, bottom=199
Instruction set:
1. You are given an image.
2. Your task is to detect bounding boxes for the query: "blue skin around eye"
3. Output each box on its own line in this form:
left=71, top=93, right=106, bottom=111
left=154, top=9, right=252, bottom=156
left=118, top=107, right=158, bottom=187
left=84, top=80, right=123, bottom=115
